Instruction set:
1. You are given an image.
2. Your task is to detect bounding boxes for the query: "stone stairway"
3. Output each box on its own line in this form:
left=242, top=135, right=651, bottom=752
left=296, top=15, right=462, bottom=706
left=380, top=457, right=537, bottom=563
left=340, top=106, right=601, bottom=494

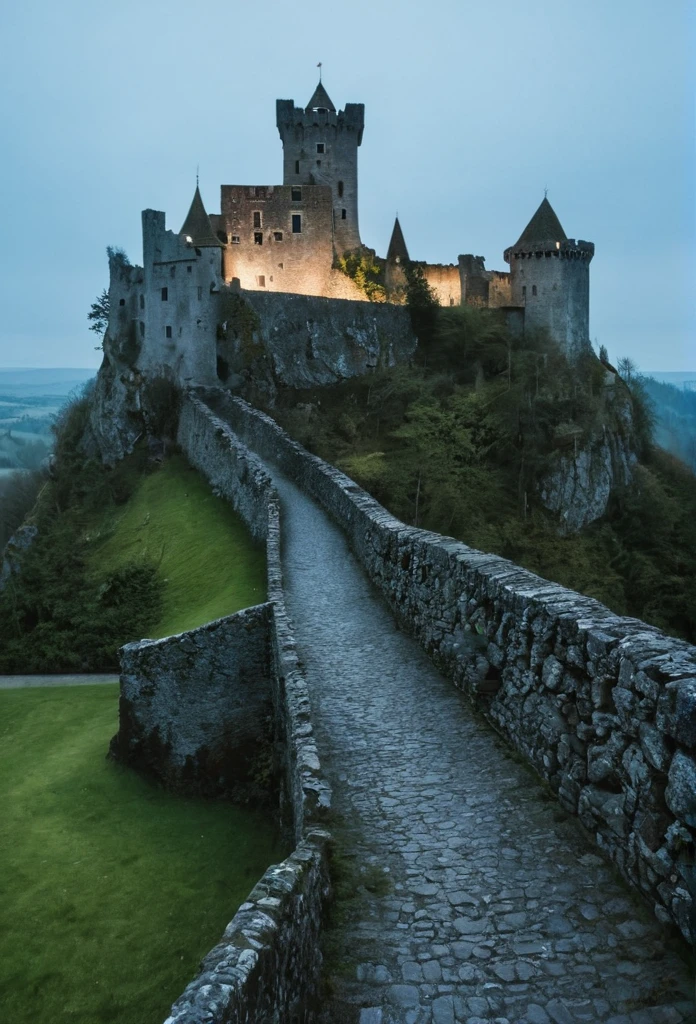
left=260, top=464, right=694, bottom=1024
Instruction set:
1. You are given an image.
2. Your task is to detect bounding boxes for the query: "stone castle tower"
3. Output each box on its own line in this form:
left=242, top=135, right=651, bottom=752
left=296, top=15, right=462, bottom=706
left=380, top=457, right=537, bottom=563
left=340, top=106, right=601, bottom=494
left=276, top=81, right=364, bottom=253
left=504, top=198, right=594, bottom=356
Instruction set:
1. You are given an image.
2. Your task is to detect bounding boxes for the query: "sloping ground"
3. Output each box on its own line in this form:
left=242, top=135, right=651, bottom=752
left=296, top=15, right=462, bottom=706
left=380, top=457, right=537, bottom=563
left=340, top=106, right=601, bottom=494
left=0, top=684, right=284, bottom=1024
left=260, top=465, right=694, bottom=1023
left=88, top=454, right=266, bottom=638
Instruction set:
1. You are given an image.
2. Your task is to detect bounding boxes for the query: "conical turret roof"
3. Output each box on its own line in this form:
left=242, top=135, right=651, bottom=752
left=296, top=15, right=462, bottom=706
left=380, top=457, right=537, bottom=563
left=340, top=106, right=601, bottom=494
left=306, top=81, right=336, bottom=112
left=180, top=185, right=223, bottom=248
left=515, top=197, right=567, bottom=247
left=387, top=216, right=409, bottom=262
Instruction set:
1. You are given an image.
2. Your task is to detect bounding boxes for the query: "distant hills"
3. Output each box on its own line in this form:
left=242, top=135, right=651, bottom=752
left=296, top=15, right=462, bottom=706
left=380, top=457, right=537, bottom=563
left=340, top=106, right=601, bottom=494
left=0, top=368, right=95, bottom=398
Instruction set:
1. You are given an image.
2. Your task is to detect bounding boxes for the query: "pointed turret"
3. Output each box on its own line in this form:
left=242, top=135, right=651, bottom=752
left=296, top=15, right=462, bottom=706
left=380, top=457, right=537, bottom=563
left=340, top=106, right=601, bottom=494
left=515, top=197, right=567, bottom=248
left=387, top=216, right=409, bottom=263
left=180, top=185, right=223, bottom=248
left=306, top=81, right=336, bottom=112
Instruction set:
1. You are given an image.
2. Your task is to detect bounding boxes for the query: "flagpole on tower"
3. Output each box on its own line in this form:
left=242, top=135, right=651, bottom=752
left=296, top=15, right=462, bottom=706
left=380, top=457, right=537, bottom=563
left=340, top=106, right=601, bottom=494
left=317, top=61, right=322, bottom=82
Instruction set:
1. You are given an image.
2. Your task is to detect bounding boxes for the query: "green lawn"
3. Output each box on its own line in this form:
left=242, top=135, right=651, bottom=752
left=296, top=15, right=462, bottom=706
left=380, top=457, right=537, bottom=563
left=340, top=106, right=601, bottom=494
left=0, top=685, right=285, bottom=1024
left=89, top=454, right=266, bottom=638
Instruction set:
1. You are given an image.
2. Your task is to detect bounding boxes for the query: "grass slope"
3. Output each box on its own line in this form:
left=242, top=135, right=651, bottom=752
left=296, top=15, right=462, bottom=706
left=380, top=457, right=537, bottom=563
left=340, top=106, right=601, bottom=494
left=0, top=685, right=284, bottom=1024
left=89, top=454, right=266, bottom=638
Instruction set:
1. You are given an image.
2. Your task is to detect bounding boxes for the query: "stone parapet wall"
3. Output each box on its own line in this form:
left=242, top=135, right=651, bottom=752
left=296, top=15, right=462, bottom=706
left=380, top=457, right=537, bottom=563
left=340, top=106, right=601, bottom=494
left=112, top=606, right=273, bottom=797
left=204, top=387, right=696, bottom=945
left=177, top=392, right=330, bottom=834
left=164, top=830, right=330, bottom=1024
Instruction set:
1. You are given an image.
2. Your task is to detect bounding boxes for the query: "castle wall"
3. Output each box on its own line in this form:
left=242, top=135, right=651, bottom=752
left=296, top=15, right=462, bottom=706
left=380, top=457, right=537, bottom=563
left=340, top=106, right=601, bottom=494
left=139, top=210, right=221, bottom=385
left=422, top=263, right=461, bottom=306
left=488, top=269, right=512, bottom=307
left=217, top=290, right=417, bottom=390
left=458, top=255, right=512, bottom=309
left=112, top=393, right=332, bottom=1021
left=113, top=607, right=273, bottom=797
left=276, top=100, right=363, bottom=253
left=207, top=390, right=696, bottom=947
left=508, top=243, right=592, bottom=356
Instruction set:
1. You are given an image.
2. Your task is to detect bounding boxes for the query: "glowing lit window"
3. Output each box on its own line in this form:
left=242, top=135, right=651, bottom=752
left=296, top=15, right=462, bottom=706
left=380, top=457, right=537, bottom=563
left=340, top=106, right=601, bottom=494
left=165, top=325, right=172, bottom=338
left=291, top=187, right=302, bottom=202
left=231, top=235, right=240, bottom=244
left=254, top=232, right=263, bottom=245
left=274, top=231, right=283, bottom=241
left=338, top=180, right=344, bottom=198
left=341, top=209, right=347, bottom=220
left=317, top=143, right=325, bottom=153
left=161, top=287, right=168, bottom=301
left=257, top=275, right=266, bottom=287
left=292, top=214, right=302, bottom=233
left=253, top=211, right=262, bottom=228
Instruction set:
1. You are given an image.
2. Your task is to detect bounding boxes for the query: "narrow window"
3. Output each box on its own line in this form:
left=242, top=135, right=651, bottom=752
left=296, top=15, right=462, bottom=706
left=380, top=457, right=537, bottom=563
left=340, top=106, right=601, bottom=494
left=254, top=232, right=263, bottom=245
left=161, top=287, right=168, bottom=301
left=187, top=265, right=192, bottom=273
left=119, top=298, right=125, bottom=306
left=316, top=143, right=325, bottom=153
left=522, top=285, right=526, bottom=297
left=253, top=211, right=261, bottom=228
left=338, top=180, right=344, bottom=198
left=295, top=160, right=300, bottom=174
left=532, top=284, right=538, bottom=296
left=165, top=325, right=172, bottom=338
left=139, top=321, right=145, bottom=337
left=341, top=208, right=347, bottom=220
left=170, top=265, right=176, bottom=278
left=278, top=262, right=284, bottom=269
left=316, top=160, right=322, bottom=167
left=274, top=231, right=283, bottom=241
left=292, top=214, right=302, bottom=233
left=291, top=187, right=302, bottom=201
left=139, top=294, right=144, bottom=309
left=197, top=286, right=203, bottom=300
left=257, top=275, right=266, bottom=287
left=231, top=235, right=240, bottom=244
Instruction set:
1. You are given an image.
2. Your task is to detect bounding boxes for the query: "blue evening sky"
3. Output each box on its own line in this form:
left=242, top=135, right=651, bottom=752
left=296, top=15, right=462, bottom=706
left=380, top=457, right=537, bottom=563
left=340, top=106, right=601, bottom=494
left=0, top=0, right=693, bottom=370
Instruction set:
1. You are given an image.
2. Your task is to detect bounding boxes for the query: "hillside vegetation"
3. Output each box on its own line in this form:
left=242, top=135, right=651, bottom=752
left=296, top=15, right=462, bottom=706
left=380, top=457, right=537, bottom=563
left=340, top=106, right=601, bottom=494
left=0, top=398, right=265, bottom=672
left=0, top=684, right=283, bottom=1024
left=269, top=302, right=696, bottom=642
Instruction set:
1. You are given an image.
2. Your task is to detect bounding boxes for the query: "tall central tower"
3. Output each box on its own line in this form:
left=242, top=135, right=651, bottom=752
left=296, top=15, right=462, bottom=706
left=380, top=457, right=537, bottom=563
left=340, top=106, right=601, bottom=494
left=276, top=82, right=364, bottom=254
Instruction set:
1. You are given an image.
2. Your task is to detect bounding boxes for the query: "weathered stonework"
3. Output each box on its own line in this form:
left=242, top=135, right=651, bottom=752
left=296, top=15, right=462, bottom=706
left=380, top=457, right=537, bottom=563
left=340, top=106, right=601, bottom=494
left=217, top=290, right=417, bottom=392
left=164, top=830, right=330, bottom=1024
left=203, top=386, right=696, bottom=946
left=112, top=607, right=273, bottom=797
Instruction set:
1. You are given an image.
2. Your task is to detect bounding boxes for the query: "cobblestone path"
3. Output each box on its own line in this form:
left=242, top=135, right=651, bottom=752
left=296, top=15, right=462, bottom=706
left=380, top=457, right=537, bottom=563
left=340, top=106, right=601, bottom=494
left=271, top=470, right=693, bottom=1024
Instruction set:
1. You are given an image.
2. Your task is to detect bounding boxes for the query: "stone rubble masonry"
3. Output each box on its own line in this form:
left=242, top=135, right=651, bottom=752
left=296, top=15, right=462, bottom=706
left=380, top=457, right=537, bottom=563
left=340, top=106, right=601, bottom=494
left=112, top=391, right=332, bottom=1021
left=201, top=385, right=696, bottom=947
left=113, top=606, right=273, bottom=797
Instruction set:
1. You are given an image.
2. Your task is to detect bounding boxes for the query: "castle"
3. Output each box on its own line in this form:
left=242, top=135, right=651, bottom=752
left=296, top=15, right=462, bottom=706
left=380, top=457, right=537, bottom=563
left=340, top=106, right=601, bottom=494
left=106, top=78, right=595, bottom=387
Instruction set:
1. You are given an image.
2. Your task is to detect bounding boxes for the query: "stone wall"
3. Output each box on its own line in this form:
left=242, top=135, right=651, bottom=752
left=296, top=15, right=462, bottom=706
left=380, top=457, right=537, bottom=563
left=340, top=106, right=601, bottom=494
left=164, top=830, right=330, bottom=1024
left=217, top=289, right=417, bottom=391
left=204, top=387, right=696, bottom=945
left=112, top=607, right=273, bottom=797
left=111, top=391, right=332, bottom=1021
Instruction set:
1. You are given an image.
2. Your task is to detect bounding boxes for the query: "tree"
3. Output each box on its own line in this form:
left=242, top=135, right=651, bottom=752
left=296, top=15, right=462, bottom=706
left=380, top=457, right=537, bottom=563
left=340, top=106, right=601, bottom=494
left=87, top=289, right=110, bottom=336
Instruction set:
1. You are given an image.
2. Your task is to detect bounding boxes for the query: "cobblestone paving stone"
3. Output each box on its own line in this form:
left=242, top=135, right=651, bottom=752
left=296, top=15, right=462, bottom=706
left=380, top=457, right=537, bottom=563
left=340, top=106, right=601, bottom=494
left=270, top=470, right=694, bottom=1024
